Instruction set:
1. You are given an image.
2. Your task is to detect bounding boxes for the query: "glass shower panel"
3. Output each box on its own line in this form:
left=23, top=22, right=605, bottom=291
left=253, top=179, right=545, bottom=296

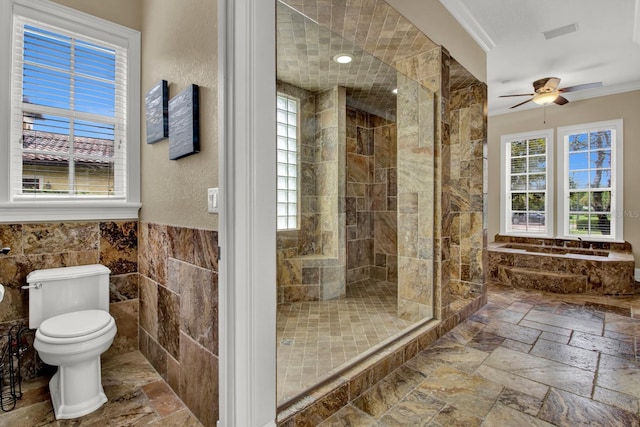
left=275, top=0, right=435, bottom=405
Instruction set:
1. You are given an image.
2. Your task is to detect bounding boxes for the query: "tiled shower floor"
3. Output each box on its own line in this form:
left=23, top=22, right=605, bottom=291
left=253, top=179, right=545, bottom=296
left=277, top=279, right=413, bottom=403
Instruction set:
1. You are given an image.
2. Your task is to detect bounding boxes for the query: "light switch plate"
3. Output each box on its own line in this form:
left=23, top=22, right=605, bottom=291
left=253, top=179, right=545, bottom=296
left=208, top=188, right=219, bottom=213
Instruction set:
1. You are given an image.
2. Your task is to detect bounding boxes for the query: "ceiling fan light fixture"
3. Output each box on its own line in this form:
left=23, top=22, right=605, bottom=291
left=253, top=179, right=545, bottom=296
left=533, top=91, right=559, bottom=105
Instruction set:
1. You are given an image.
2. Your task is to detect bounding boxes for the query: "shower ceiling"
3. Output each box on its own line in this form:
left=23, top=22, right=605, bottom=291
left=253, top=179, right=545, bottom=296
left=277, top=1, right=480, bottom=119
left=277, top=1, right=398, bottom=119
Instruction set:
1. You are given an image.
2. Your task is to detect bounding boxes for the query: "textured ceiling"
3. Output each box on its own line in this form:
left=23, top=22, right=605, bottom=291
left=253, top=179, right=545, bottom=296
left=440, top=0, right=640, bottom=115
left=276, top=0, right=480, bottom=119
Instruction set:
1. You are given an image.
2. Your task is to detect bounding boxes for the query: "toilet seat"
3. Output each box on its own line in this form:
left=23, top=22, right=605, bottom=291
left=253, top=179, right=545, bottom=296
left=36, top=310, right=115, bottom=345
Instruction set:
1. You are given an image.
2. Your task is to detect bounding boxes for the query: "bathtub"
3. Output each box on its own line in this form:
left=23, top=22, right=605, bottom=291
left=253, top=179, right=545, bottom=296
left=488, top=235, right=636, bottom=295
left=501, top=243, right=610, bottom=258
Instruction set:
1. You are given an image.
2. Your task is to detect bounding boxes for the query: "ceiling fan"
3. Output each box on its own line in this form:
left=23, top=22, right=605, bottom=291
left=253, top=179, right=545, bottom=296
left=500, top=77, right=603, bottom=109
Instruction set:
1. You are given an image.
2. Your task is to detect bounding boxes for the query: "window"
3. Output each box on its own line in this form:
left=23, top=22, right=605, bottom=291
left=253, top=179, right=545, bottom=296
left=276, top=93, right=298, bottom=230
left=500, top=129, right=554, bottom=236
left=0, top=0, right=140, bottom=221
left=558, top=120, right=623, bottom=241
left=22, top=176, right=43, bottom=192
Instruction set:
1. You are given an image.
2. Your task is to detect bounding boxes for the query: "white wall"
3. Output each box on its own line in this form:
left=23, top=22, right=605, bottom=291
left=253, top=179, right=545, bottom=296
left=139, top=0, right=218, bottom=230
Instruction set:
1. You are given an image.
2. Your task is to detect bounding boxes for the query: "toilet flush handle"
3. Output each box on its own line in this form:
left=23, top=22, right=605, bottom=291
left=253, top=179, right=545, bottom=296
left=21, top=282, right=42, bottom=290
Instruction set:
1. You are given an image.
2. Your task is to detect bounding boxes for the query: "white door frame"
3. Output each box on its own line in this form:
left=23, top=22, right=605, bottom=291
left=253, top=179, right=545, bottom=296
left=217, top=0, right=277, bottom=425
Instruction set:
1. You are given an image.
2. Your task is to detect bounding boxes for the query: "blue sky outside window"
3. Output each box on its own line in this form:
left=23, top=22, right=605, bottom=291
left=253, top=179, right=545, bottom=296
left=22, top=24, right=116, bottom=138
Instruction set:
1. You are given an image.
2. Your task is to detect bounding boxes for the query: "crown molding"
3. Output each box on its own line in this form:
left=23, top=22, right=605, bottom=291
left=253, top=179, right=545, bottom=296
left=439, top=0, right=496, bottom=52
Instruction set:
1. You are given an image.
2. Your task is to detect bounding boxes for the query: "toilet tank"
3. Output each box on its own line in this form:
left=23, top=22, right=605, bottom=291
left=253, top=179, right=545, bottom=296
left=26, top=264, right=111, bottom=329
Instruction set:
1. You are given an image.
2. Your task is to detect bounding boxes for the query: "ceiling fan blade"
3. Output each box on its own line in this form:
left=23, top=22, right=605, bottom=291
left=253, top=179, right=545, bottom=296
left=510, top=98, right=534, bottom=109
left=554, top=95, right=569, bottom=105
left=559, top=82, right=603, bottom=93
left=542, top=77, right=561, bottom=91
left=499, top=93, right=535, bottom=97
left=533, top=77, right=560, bottom=93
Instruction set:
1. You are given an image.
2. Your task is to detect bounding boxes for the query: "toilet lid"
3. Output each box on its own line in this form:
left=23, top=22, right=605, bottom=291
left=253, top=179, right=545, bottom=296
left=39, top=310, right=113, bottom=338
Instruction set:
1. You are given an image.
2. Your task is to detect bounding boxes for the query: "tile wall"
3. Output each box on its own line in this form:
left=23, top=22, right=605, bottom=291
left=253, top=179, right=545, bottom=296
left=0, top=221, right=138, bottom=379
left=138, top=222, right=219, bottom=426
left=394, top=55, right=438, bottom=322
left=276, top=85, right=347, bottom=302
left=449, top=84, right=488, bottom=298
left=345, top=107, right=398, bottom=285
left=276, top=81, right=320, bottom=302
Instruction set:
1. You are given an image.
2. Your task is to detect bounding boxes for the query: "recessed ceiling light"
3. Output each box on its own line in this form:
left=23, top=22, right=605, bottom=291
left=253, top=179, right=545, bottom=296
left=392, top=88, right=398, bottom=94
left=333, top=53, right=353, bottom=64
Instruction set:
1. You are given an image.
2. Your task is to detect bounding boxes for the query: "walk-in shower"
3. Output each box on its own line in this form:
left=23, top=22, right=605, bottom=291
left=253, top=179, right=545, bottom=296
left=275, top=0, right=436, bottom=404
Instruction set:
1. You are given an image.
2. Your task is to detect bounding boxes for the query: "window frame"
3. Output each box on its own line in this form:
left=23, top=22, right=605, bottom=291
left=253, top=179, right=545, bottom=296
left=0, top=0, right=140, bottom=221
left=22, top=175, right=43, bottom=191
left=500, top=128, right=555, bottom=238
left=557, top=119, right=623, bottom=242
left=276, top=92, right=299, bottom=231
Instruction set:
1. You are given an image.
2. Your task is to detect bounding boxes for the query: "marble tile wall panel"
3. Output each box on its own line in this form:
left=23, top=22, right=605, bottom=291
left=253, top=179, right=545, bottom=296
left=396, top=54, right=438, bottom=321
left=100, top=221, right=138, bottom=275
left=139, top=223, right=219, bottom=426
left=0, top=220, right=139, bottom=381
left=316, top=87, right=341, bottom=260
left=177, top=261, right=218, bottom=354
left=448, top=82, right=487, bottom=303
left=179, top=332, right=219, bottom=426
left=158, top=286, right=180, bottom=360
left=106, top=299, right=139, bottom=358
left=22, top=222, right=98, bottom=255
left=346, top=105, right=398, bottom=286
left=139, top=275, right=159, bottom=340
left=140, top=222, right=168, bottom=286
left=276, top=81, right=318, bottom=302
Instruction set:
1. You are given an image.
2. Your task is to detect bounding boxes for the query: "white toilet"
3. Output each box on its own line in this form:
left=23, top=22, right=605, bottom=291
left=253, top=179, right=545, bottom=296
left=25, top=264, right=117, bottom=420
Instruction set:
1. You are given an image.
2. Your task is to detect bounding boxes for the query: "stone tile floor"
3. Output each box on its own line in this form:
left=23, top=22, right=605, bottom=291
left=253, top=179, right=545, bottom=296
left=0, top=351, right=202, bottom=426
left=317, top=283, right=640, bottom=426
left=278, top=279, right=412, bottom=403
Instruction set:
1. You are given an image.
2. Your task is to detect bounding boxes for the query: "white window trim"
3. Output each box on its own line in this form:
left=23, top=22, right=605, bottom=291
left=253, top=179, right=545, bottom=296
left=500, top=128, right=554, bottom=238
left=0, top=0, right=141, bottom=222
left=557, top=119, right=623, bottom=242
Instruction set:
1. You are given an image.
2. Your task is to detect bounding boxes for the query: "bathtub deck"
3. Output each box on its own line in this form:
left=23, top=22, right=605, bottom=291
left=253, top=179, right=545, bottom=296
left=489, top=237, right=637, bottom=295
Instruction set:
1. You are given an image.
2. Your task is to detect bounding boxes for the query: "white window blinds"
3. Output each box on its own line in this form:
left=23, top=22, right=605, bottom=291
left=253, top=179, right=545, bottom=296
left=10, top=15, right=127, bottom=199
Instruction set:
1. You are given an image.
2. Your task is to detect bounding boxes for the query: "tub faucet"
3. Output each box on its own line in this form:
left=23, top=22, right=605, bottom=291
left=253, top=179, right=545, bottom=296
left=0, top=247, right=10, bottom=255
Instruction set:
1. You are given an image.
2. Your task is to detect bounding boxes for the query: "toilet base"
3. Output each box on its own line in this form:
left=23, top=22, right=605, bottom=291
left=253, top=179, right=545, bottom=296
left=49, top=357, right=107, bottom=419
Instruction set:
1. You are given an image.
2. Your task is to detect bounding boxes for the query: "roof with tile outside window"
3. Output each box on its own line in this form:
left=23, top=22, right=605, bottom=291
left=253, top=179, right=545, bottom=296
left=22, top=130, right=114, bottom=165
